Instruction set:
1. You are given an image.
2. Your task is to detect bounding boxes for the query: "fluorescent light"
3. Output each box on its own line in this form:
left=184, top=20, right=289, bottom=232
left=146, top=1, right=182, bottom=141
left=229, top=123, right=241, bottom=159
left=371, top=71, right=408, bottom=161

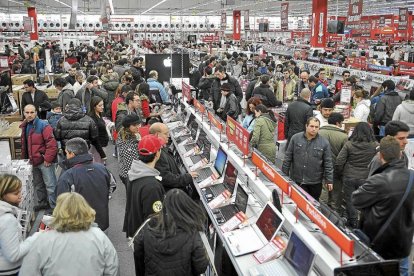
left=108, top=0, right=114, bottom=15
left=8, top=0, right=24, bottom=5
left=141, top=0, right=167, bottom=15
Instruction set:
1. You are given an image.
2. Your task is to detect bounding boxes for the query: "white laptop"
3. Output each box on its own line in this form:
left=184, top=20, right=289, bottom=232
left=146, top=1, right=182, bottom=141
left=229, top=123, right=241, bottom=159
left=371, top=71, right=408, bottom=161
left=249, top=231, right=316, bottom=276
left=223, top=203, right=285, bottom=256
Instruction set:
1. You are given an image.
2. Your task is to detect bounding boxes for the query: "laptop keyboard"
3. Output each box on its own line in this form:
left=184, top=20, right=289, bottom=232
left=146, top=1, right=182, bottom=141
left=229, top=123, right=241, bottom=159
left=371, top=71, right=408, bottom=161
left=175, top=135, right=191, bottom=144
left=184, top=143, right=196, bottom=151
left=220, top=204, right=238, bottom=221
left=252, top=260, right=287, bottom=275
left=210, top=185, right=226, bottom=197
left=196, top=167, right=213, bottom=181
left=190, top=155, right=203, bottom=164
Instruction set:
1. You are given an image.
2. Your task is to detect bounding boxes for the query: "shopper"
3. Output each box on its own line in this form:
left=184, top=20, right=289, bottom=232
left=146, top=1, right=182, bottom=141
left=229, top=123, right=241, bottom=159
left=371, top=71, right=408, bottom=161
left=211, top=64, right=243, bottom=111
left=242, top=97, right=262, bottom=133
left=75, top=75, right=108, bottom=114
left=308, top=75, right=329, bottom=105
left=147, top=70, right=170, bottom=104
left=352, top=136, right=414, bottom=275
left=123, top=134, right=166, bottom=238
left=318, top=113, right=348, bottom=213
left=56, top=137, right=111, bottom=231
left=284, top=88, right=313, bottom=146
left=245, top=71, right=262, bottom=102
left=392, top=88, right=414, bottom=137
left=20, top=104, right=58, bottom=210
left=150, top=123, right=198, bottom=192
left=294, top=70, right=310, bottom=97
left=72, top=72, right=85, bottom=95
left=315, top=98, right=335, bottom=127
left=20, top=79, right=50, bottom=119
left=198, top=66, right=214, bottom=101
left=65, top=66, right=77, bottom=86
left=53, top=77, right=74, bottom=110
left=46, top=101, right=63, bottom=130
left=373, top=80, right=402, bottom=137
left=19, top=192, right=119, bottom=276
left=116, top=114, right=142, bottom=187
left=275, top=68, right=296, bottom=102
left=353, top=90, right=371, bottom=122
left=115, top=91, right=141, bottom=133
left=101, top=69, right=120, bottom=118
left=250, top=104, right=277, bottom=163
left=251, top=75, right=280, bottom=107
left=336, top=122, right=378, bottom=228
left=368, top=120, right=409, bottom=176
left=88, top=96, right=109, bottom=163
left=0, top=174, right=40, bottom=276
left=133, top=189, right=208, bottom=276
left=282, top=117, right=333, bottom=201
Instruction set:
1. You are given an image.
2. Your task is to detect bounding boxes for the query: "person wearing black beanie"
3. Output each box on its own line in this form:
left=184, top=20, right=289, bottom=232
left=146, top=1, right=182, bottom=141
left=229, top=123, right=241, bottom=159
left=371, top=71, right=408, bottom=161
left=315, top=98, right=335, bottom=127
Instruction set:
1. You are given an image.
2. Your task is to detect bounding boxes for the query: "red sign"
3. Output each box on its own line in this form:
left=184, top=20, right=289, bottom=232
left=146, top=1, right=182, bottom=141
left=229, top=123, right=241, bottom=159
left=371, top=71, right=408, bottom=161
left=193, top=99, right=206, bottom=114
left=244, top=10, right=250, bottom=31
left=226, top=116, right=250, bottom=156
left=208, top=111, right=223, bottom=132
left=182, top=81, right=192, bottom=102
left=233, top=10, right=241, bottom=40
left=346, top=56, right=367, bottom=69
left=281, top=2, right=289, bottom=31
left=398, top=8, right=408, bottom=31
left=251, top=152, right=290, bottom=194
left=290, top=188, right=354, bottom=257
left=27, top=7, right=38, bottom=41
left=202, top=35, right=219, bottom=43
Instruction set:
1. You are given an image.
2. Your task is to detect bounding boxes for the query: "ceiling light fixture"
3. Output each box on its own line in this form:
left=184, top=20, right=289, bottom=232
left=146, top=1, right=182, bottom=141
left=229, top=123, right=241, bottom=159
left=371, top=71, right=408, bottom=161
left=141, top=0, right=167, bottom=15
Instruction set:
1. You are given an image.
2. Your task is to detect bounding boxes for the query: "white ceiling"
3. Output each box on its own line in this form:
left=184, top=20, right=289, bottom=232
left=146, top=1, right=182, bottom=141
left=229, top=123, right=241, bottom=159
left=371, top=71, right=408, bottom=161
left=0, top=0, right=413, bottom=17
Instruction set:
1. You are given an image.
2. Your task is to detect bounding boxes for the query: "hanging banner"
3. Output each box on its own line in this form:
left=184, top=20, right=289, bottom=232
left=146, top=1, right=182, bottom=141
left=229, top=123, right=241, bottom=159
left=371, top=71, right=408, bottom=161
left=27, top=7, right=38, bottom=41
left=221, top=12, right=227, bottom=31
left=379, top=15, right=386, bottom=27
left=233, top=10, right=241, bottom=40
left=281, top=2, right=289, bottom=31
left=226, top=116, right=250, bottom=156
left=310, top=0, right=327, bottom=48
left=244, top=10, right=250, bottom=31
left=346, top=0, right=363, bottom=37
left=398, top=8, right=408, bottom=30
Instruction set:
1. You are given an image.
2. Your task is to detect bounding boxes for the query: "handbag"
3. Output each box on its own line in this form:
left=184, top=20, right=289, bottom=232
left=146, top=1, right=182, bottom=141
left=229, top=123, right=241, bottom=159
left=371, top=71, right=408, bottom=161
left=354, top=170, right=414, bottom=246
left=128, top=218, right=151, bottom=251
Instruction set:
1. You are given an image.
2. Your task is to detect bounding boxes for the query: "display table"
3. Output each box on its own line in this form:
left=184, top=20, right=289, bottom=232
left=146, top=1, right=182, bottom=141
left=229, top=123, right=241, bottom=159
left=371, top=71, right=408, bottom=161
left=0, top=121, right=22, bottom=159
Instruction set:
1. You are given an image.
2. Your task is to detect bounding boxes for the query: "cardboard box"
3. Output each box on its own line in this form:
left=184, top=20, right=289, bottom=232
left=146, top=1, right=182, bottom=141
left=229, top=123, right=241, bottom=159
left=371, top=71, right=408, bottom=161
left=11, top=74, right=35, bottom=85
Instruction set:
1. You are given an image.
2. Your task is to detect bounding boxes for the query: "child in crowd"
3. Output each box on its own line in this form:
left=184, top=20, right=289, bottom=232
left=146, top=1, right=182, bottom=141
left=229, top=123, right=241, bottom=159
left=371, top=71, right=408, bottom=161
left=46, top=101, right=63, bottom=129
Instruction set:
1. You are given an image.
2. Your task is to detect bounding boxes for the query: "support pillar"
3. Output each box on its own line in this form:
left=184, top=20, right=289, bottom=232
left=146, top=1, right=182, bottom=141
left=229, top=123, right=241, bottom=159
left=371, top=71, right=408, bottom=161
left=27, top=7, right=38, bottom=41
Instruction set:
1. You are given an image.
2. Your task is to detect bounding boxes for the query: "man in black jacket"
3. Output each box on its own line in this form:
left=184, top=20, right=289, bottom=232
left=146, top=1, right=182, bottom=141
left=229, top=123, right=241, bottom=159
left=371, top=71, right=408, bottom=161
left=198, top=66, right=214, bottom=101
left=211, top=64, right=243, bottom=111
left=245, top=71, right=262, bottom=102
left=284, top=88, right=313, bottom=146
left=21, top=79, right=50, bottom=119
left=150, top=123, right=198, bottom=192
left=251, top=74, right=281, bottom=108
left=352, top=136, right=414, bottom=274
left=374, top=80, right=402, bottom=132
left=56, top=137, right=111, bottom=231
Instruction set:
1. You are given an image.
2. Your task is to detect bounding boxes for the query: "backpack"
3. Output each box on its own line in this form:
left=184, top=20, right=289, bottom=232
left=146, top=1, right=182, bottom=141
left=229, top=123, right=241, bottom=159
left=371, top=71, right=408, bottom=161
left=368, top=93, right=384, bottom=124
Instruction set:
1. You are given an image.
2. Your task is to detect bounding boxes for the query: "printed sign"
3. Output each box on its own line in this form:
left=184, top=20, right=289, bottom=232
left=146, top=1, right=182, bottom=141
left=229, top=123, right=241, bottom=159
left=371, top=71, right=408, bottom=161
left=208, top=111, right=223, bottom=132
left=340, top=85, right=352, bottom=104
left=221, top=12, right=227, bottom=31
left=398, top=8, right=408, bottom=30
left=193, top=99, right=206, bottom=114
left=181, top=81, right=192, bottom=102
left=226, top=116, right=250, bottom=156
left=281, top=2, right=289, bottom=31
left=346, top=0, right=363, bottom=37
left=244, top=10, right=250, bottom=31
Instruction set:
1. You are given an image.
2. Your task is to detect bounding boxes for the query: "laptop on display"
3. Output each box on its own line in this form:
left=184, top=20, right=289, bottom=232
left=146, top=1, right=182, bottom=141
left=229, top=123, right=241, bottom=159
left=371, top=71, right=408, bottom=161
left=202, top=161, right=238, bottom=201
left=212, top=183, right=249, bottom=225
left=194, top=147, right=227, bottom=183
left=224, top=203, right=285, bottom=257
left=249, top=231, right=316, bottom=276
left=189, top=133, right=212, bottom=164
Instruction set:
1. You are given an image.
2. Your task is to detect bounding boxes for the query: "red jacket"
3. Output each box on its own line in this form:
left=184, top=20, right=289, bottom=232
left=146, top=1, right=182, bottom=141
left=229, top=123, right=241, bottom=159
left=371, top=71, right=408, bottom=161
left=140, top=95, right=150, bottom=118
left=20, top=117, right=58, bottom=166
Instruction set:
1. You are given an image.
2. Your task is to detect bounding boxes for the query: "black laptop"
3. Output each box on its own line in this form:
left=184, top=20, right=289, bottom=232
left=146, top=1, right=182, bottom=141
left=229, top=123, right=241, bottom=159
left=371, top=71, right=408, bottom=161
left=202, top=161, right=238, bottom=202
left=212, top=184, right=249, bottom=225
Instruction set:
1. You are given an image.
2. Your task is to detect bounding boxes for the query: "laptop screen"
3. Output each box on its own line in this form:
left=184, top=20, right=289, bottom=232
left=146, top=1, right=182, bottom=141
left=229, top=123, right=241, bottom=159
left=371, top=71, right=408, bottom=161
left=285, top=232, right=315, bottom=276
left=255, top=204, right=284, bottom=241
left=234, top=185, right=249, bottom=213
left=214, top=147, right=228, bottom=178
left=223, top=162, right=238, bottom=194
left=198, top=129, right=211, bottom=162
left=186, top=113, right=196, bottom=127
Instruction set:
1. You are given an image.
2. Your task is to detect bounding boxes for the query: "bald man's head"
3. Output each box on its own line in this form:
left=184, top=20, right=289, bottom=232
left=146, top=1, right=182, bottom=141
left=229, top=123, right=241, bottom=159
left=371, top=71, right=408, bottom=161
left=149, top=122, right=169, bottom=143
left=23, top=104, right=37, bottom=122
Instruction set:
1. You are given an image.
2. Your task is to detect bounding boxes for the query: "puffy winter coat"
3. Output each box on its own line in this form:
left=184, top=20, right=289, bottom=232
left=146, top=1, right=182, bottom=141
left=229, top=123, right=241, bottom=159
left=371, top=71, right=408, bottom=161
left=20, top=117, right=57, bottom=166
left=250, top=114, right=277, bottom=163
left=101, top=74, right=119, bottom=117
left=353, top=99, right=371, bottom=122
left=374, top=89, right=402, bottom=125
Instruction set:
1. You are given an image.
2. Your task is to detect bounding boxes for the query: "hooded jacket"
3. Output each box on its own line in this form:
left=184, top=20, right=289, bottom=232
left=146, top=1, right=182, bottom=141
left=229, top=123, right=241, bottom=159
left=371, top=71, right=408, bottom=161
left=250, top=114, right=277, bottom=163
left=134, top=218, right=208, bottom=276
left=20, top=117, right=57, bottom=167
left=352, top=159, right=414, bottom=259
left=353, top=99, right=371, bottom=122
left=54, top=103, right=99, bottom=151
left=392, top=100, right=414, bottom=135
left=0, top=201, right=39, bottom=275
left=124, top=160, right=165, bottom=238
left=56, top=83, right=75, bottom=110
left=56, top=153, right=111, bottom=230
left=374, top=89, right=402, bottom=125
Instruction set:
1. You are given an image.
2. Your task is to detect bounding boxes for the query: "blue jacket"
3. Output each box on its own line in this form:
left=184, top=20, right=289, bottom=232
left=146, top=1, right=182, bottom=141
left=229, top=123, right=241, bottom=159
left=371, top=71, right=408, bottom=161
left=147, top=78, right=170, bottom=104
left=311, top=82, right=329, bottom=104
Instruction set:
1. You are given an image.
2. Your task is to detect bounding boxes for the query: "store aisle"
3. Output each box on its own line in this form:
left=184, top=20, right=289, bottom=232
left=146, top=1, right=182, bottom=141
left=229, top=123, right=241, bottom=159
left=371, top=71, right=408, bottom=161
left=105, top=144, right=135, bottom=276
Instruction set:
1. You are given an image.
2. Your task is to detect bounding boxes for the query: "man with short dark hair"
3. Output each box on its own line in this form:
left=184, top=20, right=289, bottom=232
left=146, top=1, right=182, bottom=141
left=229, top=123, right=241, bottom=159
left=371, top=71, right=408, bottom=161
left=353, top=136, right=414, bottom=275
left=318, top=113, right=348, bottom=212
left=115, top=91, right=141, bottom=132
left=275, top=68, right=296, bottom=102
left=53, top=77, right=74, bottom=109
left=251, top=75, right=280, bottom=107
left=374, top=80, right=402, bottom=134
left=130, top=57, right=145, bottom=89
left=368, top=120, right=409, bottom=176
left=282, top=117, right=333, bottom=201
left=75, top=75, right=108, bottom=113
left=56, top=137, right=111, bottom=231
left=21, top=79, right=50, bottom=119
left=308, top=75, right=329, bottom=105
left=211, top=64, right=243, bottom=111
left=123, top=134, right=166, bottom=238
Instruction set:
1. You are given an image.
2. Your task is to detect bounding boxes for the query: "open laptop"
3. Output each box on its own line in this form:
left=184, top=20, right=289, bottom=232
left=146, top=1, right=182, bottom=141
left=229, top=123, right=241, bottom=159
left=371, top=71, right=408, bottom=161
left=202, top=161, right=238, bottom=200
left=183, top=121, right=200, bottom=151
left=190, top=129, right=211, bottom=164
left=172, top=113, right=195, bottom=135
left=212, top=183, right=249, bottom=224
left=224, top=203, right=285, bottom=257
left=249, top=231, right=316, bottom=276
left=194, top=147, right=227, bottom=183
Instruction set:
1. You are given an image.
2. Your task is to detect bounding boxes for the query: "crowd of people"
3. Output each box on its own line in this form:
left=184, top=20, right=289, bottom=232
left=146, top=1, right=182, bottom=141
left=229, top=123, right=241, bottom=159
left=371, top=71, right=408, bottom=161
left=0, top=39, right=413, bottom=275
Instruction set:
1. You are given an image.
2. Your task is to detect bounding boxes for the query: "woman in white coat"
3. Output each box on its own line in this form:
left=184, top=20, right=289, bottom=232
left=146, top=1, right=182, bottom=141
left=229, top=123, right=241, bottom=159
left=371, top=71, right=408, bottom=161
left=0, top=174, right=39, bottom=276
left=353, top=90, right=371, bottom=122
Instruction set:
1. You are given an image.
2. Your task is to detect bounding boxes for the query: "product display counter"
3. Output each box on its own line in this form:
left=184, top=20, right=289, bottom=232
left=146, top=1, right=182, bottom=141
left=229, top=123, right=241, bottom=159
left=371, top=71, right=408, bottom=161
left=161, top=99, right=385, bottom=276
